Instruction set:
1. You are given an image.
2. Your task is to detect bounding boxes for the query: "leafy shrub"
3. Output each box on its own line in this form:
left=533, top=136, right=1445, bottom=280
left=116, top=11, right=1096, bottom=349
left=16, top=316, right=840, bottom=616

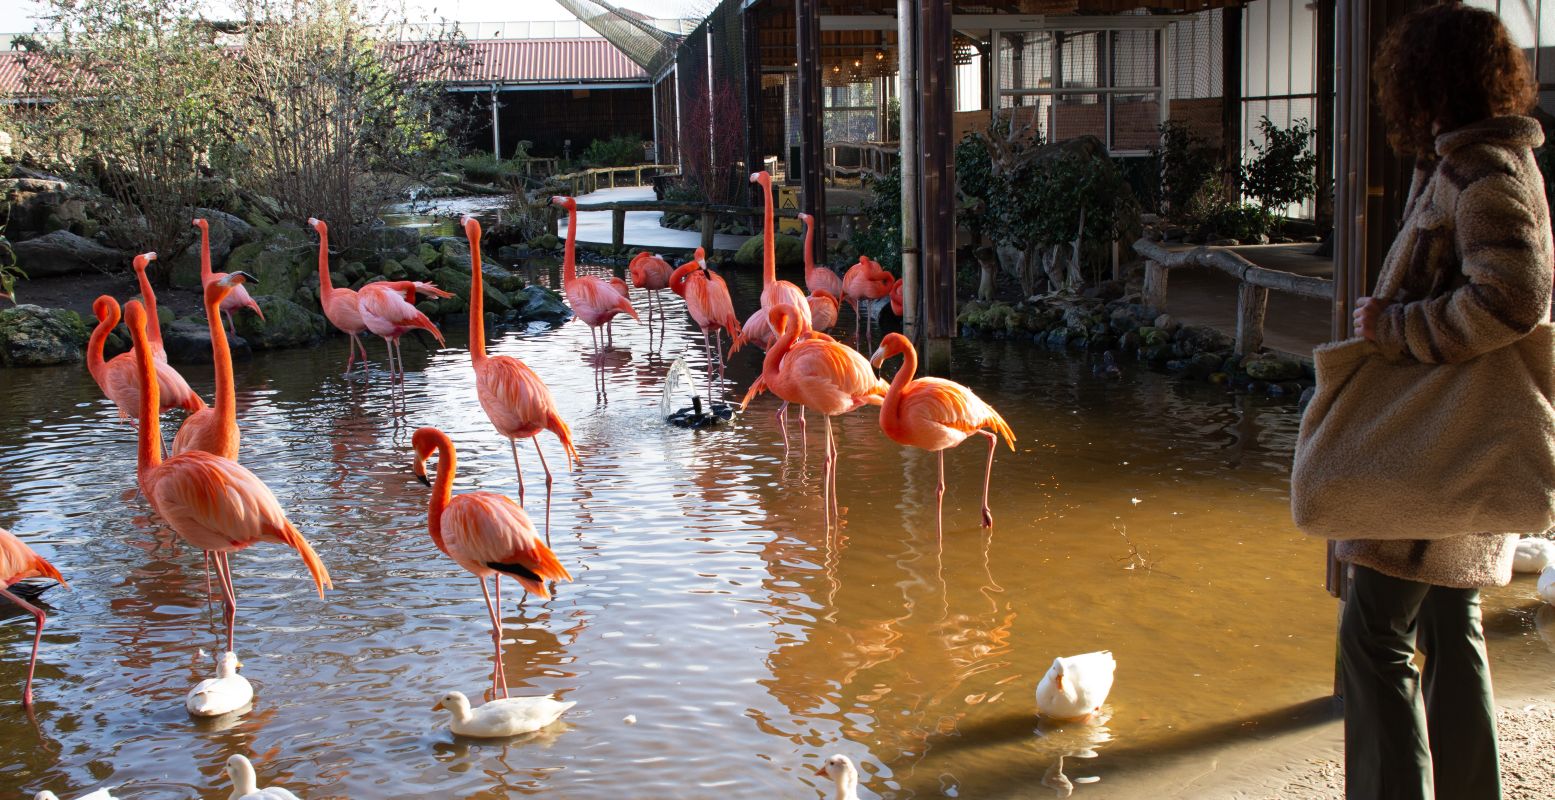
left=581, top=135, right=645, bottom=168
left=452, top=143, right=533, bottom=185
left=955, top=133, right=995, bottom=241
left=851, top=166, right=902, bottom=273
left=1203, top=202, right=1273, bottom=242
left=1159, top=121, right=1223, bottom=220
left=1241, top=116, right=1317, bottom=215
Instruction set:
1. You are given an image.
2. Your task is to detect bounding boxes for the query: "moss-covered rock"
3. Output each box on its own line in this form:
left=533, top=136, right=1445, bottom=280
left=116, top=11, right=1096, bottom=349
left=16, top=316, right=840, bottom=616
left=733, top=233, right=803, bottom=268
left=249, top=247, right=306, bottom=302
left=381, top=258, right=407, bottom=281
left=1243, top=356, right=1303, bottom=382
left=162, top=318, right=252, bottom=364
left=511, top=285, right=571, bottom=323
left=232, top=295, right=326, bottom=350
left=0, top=305, right=88, bottom=367
left=401, top=254, right=433, bottom=282
left=482, top=263, right=524, bottom=294
left=432, top=266, right=472, bottom=300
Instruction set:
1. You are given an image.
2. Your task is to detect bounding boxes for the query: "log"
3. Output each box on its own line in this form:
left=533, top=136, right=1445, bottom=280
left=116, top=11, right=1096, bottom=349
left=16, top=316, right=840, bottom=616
left=700, top=211, right=715, bottom=253
left=1235, top=282, right=1270, bottom=356
left=612, top=209, right=626, bottom=249
left=1142, top=259, right=1169, bottom=312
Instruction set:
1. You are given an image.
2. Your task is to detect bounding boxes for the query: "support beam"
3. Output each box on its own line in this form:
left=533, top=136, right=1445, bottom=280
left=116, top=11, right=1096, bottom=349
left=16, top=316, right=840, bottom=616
left=490, top=86, right=501, bottom=160
left=1221, top=5, right=1243, bottom=202
left=919, top=0, right=957, bottom=338
left=612, top=209, right=626, bottom=249
left=795, top=0, right=827, bottom=261
left=899, top=0, right=920, bottom=340
left=1314, top=0, right=1336, bottom=228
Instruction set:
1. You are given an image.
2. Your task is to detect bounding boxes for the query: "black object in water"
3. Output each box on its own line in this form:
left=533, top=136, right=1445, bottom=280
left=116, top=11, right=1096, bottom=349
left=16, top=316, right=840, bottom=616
left=667, top=396, right=734, bottom=429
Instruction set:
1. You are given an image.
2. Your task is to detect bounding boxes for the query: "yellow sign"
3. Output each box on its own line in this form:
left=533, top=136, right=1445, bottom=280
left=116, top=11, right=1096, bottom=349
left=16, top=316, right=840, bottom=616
left=777, top=185, right=802, bottom=234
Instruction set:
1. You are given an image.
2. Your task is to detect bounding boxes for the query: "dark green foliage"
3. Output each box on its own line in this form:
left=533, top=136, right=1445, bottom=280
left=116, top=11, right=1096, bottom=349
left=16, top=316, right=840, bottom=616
left=1240, top=116, right=1318, bottom=213
left=453, top=143, right=533, bottom=185
left=581, top=135, right=646, bottom=168
left=954, top=133, right=995, bottom=240
left=1204, top=202, right=1273, bottom=241
left=988, top=145, right=1134, bottom=253
left=1158, top=121, right=1223, bottom=220
left=852, top=166, right=902, bottom=273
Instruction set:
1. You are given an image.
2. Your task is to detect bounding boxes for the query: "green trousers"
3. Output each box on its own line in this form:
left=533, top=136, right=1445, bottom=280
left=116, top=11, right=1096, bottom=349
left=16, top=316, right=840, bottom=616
left=1339, top=564, right=1501, bottom=800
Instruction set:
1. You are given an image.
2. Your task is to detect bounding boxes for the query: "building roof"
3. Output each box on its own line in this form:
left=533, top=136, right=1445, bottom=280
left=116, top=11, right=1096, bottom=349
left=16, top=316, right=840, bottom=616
left=460, top=37, right=648, bottom=85
left=0, top=53, right=27, bottom=96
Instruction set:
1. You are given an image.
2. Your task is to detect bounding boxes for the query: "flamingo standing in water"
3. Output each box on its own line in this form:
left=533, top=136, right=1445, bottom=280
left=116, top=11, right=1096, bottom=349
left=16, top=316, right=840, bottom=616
left=194, top=218, right=264, bottom=335
left=551, top=196, right=638, bottom=352
left=800, top=212, right=843, bottom=299
left=412, top=427, right=572, bottom=699
left=171, top=272, right=252, bottom=460
left=605, top=275, right=631, bottom=348
left=310, top=218, right=370, bottom=377
left=842, top=256, right=894, bottom=346
left=743, top=304, right=886, bottom=525
left=130, top=252, right=169, bottom=362
left=357, top=281, right=453, bottom=380
left=124, top=299, right=331, bottom=653
left=733, top=171, right=811, bottom=354
left=628, top=251, right=673, bottom=329
left=461, top=216, right=579, bottom=545
left=871, top=333, right=1015, bottom=537
left=88, top=293, right=206, bottom=421
left=669, top=249, right=741, bottom=400
left=0, top=527, right=67, bottom=706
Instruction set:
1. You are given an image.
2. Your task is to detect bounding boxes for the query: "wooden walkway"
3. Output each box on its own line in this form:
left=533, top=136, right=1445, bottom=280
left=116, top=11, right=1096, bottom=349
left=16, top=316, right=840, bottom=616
left=1154, top=242, right=1334, bottom=358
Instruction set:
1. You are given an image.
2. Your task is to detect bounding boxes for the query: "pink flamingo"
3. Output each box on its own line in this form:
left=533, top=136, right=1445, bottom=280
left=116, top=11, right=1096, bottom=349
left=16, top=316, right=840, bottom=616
left=842, top=255, right=894, bottom=345
left=194, top=218, right=264, bottom=335
left=413, top=427, right=572, bottom=699
left=733, top=171, right=811, bottom=354
left=809, top=289, right=840, bottom=333
left=124, top=299, right=331, bottom=654
left=0, top=527, right=67, bottom=706
left=461, top=217, right=579, bottom=545
left=130, top=252, right=169, bottom=362
left=309, top=218, right=370, bottom=377
left=871, top=333, right=1015, bottom=538
left=743, top=303, right=886, bottom=525
left=88, top=293, right=206, bottom=421
left=889, top=277, right=903, bottom=318
left=605, top=275, right=631, bottom=348
left=628, top=251, right=673, bottom=328
left=800, top=212, right=843, bottom=299
left=551, top=196, right=639, bottom=352
left=669, top=250, right=742, bottom=400
left=172, top=272, right=253, bottom=461
left=358, top=281, right=453, bottom=380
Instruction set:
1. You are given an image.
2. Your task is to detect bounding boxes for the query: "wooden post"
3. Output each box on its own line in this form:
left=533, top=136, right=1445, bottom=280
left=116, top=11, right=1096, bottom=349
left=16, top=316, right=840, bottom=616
left=795, top=0, right=827, bottom=263
left=899, top=0, right=920, bottom=340
left=1222, top=4, right=1243, bottom=203
left=1315, top=0, right=1336, bottom=228
left=1142, top=260, right=1169, bottom=312
left=1234, top=281, right=1270, bottom=356
left=612, top=209, right=626, bottom=249
left=918, top=0, right=956, bottom=339
left=744, top=4, right=764, bottom=204
left=701, top=211, right=716, bottom=253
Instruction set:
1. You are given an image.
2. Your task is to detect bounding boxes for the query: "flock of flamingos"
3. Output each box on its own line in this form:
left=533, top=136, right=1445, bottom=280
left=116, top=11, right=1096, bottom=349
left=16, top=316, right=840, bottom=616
left=2, top=171, right=1117, bottom=800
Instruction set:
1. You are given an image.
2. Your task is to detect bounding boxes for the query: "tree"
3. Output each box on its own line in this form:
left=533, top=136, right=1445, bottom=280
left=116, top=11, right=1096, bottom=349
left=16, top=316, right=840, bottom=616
left=1240, top=116, right=1317, bottom=218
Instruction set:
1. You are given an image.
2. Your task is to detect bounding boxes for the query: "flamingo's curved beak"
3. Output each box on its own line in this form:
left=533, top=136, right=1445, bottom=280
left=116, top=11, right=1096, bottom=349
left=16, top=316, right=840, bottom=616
left=414, top=470, right=431, bottom=487
left=869, top=347, right=887, bottom=368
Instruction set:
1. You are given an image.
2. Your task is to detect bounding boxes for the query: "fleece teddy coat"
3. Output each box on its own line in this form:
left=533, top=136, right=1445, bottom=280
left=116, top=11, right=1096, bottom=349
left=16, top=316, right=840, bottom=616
left=1335, top=115, right=1555, bottom=588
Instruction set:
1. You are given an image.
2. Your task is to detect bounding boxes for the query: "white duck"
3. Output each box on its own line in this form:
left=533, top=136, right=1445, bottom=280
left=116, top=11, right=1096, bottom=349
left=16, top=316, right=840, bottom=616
left=35, top=789, right=118, bottom=800
left=1538, top=565, right=1555, bottom=605
left=814, top=754, right=860, bottom=800
left=1514, top=537, right=1555, bottom=574
left=1035, top=651, right=1116, bottom=722
left=224, top=754, right=301, bottom=800
left=187, top=651, right=253, bottom=717
left=433, top=690, right=575, bottom=738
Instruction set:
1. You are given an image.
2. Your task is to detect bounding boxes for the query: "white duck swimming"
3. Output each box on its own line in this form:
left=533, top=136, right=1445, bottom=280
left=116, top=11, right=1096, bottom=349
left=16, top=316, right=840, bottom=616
left=433, top=690, right=575, bottom=738
left=814, top=754, right=860, bottom=800
left=35, top=789, right=118, bottom=800
left=1514, top=537, right=1555, bottom=574
left=224, top=754, right=301, bottom=800
left=1035, top=651, right=1116, bottom=722
left=1538, top=565, right=1555, bottom=605
left=187, top=651, right=253, bottom=717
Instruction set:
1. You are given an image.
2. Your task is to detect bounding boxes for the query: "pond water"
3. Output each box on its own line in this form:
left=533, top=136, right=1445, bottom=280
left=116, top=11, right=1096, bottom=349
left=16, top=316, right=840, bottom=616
left=1, top=261, right=1551, bottom=799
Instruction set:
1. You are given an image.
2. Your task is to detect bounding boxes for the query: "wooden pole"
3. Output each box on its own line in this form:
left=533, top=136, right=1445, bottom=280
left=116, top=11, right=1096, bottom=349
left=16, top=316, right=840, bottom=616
left=1221, top=5, right=1243, bottom=203
left=490, top=85, right=501, bottom=160
left=795, top=0, right=827, bottom=262
left=899, top=0, right=920, bottom=340
left=1315, top=0, right=1336, bottom=228
left=918, top=0, right=956, bottom=339
left=743, top=5, right=764, bottom=205
left=612, top=209, right=626, bottom=249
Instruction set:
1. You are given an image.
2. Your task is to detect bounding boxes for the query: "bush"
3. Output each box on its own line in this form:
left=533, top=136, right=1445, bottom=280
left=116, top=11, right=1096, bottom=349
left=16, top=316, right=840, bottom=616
left=851, top=166, right=902, bottom=273
left=581, top=135, right=645, bottom=168
left=452, top=145, right=533, bottom=185
left=1203, top=202, right=1273, bottom=242
left=955, top=133, right=995, bottom=241
left=1159, top=121, right=1223, bottom=220
left=1241, top=116, right=1318, bottom=215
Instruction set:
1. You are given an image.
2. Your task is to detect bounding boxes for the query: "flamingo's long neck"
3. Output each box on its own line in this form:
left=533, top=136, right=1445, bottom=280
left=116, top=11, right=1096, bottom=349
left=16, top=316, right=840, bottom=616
left=427, top=437, right=455, bottom=552
left=467, top=232, right=487, bottom=363
left=761, top=181, right=775, bottom=287
left=129, top=307, right=163, bottom=486
left=669, top=262, right=696, bottom=297
left=316, top=229, right=334, bottom=302
left=880, top=343, right=917, bottom=439
left=562, top=205, right=578, bottom=284
left=762, top=312, right=797, bottom=384
left=134, top=267, right=164, bottom=351
left=86, top=305, right=115, bottom=383
left=198, top=225, right=213, bottom=283
left=204, top=286, right=237, bottom=443
left=802, top=215, right=816, bottom=279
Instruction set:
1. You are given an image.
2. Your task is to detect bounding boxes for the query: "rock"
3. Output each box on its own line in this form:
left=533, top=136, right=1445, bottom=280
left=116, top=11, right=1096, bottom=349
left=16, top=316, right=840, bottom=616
left=1044, top=328, right=1071, bottom=349
left=161, top=318, right=252, bottom=364
left=1207, top=238, right=1239, bottom=246
left=401, top=254, right=433, bottom=282
left=0, top=305, right=88, bottom=367
left=342, top=261, right=367, bottom=282
left=1244, top=356, right=1303, bottom=382
left=433, top=266, right=473, bottom=300
left=11, top=231, right=128, bottom=277
left=356, top=226, right=421, bottom=255
left=232, top=295, right=326, bottom=349
left=733, top=233, right=803, bottom=268
left=381, top=258, right=407, bottom=280
left=1153, top=314, right=1174, bottom=330
left=249, top=246, right=307, bottom=302
left=511, top=285, right=571, bottom=323
left=1137, top=326, right=1170, bottom=347
left=169, top=213, right=255, bottom=287
left=483, top=263, right=524, bottom=293
left=418, top=242, right=440, bottom=265
left=1187, top=352, right=1223, bottom=380
left=496, top=245, right=527, bottom=261
left=483, top=284, right=513, bottom=313
left=1119, top=330, right=1142, bottom=351
left=435, top=237, right=472, bottom=271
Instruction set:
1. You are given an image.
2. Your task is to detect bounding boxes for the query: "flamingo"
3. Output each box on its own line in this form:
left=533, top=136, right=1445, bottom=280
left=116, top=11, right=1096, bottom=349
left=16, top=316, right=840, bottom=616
left=357, top=280, right=453, bottom=380
left=172, top=272, right=251, bottom=460
left=732, top=171, right=811, bottom=354
left=842, top=255, right=894, bottom=346
left=412, top=427, right=573, bottom=699
left=551, top=196, right=638, bottom=352
left=668, top=249, right=741, bottom=400
left=461, top=216, right=579, bottom=546
left=194, top=218, right=264, bottom=335
left=88, top=293, right=206, bottom=421
left=870, top=333, right=1015, bottom=537
left=309, top=218, right=370, bottom=377
left=0, top=527, right=67, bottom=706
left=889, top=277, right=904, bottom=319
left=800, top=212, right=843, bottom=299
left=123, top=299, right=331, bottom=654
left=628, top=251, right=673, bottom=327
left=129, top=252, right=169, bottom=362
left=809, top=290, right=840, bottom=334
left=605, top=275, right=630, bottom=348
left=742, top=303, right=886, bottom=525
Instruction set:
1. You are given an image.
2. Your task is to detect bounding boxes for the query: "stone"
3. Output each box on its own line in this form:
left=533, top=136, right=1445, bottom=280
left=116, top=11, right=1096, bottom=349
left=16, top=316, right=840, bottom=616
left=1187, top=352, right=1223, bottom=380
left=342, top=261, right=367, bottom=282
left=496, top=245, right=527, bottom=261
left=0, top=305, right=88, bottom=367
left=511, top=285, right=571, bottom=323
left=433, top=266, right=473, bottom=300
left=1137, top=326, right=1170, bottom=347
left=483, top=283, right=513, bottom=313
left=356, top=226, right=421, bottom=255
left=249, top=246, right=306, bottom=302
left=482, top=263, right=525, bottom=294
left=381, top=258, right=407, bottom=281
left=232, top=295, right=326, bottom=350
left=1207, top=238, right=1240, bottom=247
left=1244, top=356, right=1303, bottom=382
left=161, top=318, right=252, bottom=364
left=169, top=212, right=255, bottom=286
left=1044, top=328, right=1071, bottom=349
left=733, top=233, right=803, bottom=268
left=436, top=237, right=472, bottom=271
left=401, top=254, right=433, bottom=282
left=11, top=231, right=128, bottom=278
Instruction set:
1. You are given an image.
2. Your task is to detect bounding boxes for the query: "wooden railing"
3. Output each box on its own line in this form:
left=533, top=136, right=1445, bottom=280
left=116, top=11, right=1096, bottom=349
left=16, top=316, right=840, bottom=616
left=550, top=164, right=678, bottom=197
left=825, top=140, right=899, bottom=183
left=1133, top=238, right=1333, bottom=356
left=550, top=201, right=867, bottom=253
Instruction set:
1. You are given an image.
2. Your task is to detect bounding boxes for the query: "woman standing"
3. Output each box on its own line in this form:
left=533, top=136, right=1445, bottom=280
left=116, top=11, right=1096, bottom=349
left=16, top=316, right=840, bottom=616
left=1343, top=6, right=1552, bottom=798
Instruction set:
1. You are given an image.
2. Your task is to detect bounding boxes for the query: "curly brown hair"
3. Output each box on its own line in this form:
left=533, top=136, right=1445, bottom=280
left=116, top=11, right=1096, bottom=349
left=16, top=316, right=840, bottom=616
left=1375, top=3, right=1536, bottom=159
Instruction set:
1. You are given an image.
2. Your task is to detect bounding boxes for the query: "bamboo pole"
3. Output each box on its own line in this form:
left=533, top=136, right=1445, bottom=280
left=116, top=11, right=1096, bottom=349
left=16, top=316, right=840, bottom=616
left=899, top=0, right=920, bottom=340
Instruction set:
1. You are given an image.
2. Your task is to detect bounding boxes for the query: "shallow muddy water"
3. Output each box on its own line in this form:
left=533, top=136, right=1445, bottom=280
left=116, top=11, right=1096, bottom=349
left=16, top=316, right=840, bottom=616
left=1, top=261, right=1551, bottom=799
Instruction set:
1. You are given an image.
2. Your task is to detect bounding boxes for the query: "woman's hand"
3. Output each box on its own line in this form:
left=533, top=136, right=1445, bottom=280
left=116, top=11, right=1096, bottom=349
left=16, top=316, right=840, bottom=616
left=1353, top=297, right=1389, bottom=341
